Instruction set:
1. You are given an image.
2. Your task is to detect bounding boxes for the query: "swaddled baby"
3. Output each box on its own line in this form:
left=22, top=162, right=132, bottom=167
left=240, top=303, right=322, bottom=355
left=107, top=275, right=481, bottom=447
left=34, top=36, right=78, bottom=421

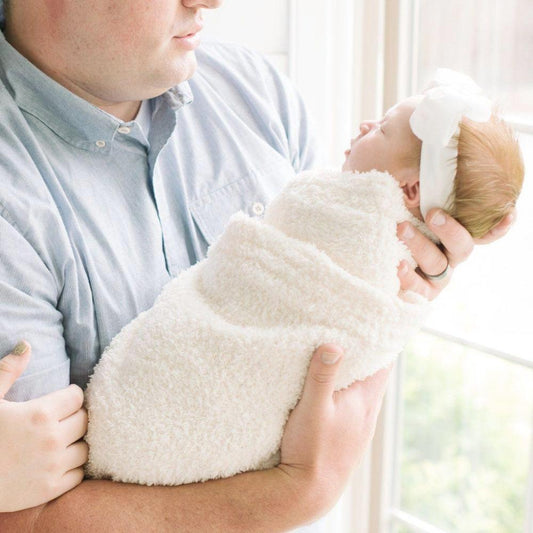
left=85, top=70, right=523, bottom=486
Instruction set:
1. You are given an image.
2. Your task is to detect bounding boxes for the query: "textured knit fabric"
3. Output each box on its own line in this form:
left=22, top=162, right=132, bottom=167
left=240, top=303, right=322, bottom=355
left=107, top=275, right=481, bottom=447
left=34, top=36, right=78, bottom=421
left=85, top=169, right=429, bottom=486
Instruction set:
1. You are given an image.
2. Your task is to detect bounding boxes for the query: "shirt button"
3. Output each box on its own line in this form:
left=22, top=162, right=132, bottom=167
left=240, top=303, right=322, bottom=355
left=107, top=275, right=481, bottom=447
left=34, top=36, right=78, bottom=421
left=117, top=126, right=131, bottom=134
left=252, top=202, right=265, bottom=216
left=95, top=140, right=106, bottom=148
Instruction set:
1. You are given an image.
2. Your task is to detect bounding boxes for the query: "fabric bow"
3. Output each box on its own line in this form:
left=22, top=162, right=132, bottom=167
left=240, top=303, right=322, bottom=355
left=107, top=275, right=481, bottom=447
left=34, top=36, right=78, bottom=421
left=409, top=68, right=492, bottom=219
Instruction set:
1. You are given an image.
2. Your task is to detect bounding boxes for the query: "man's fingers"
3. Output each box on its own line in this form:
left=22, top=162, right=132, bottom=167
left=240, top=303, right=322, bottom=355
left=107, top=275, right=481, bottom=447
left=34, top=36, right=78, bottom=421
left=301, top=344, right=344, bottom=410
left=397, top=221, right=449, bottom=277
left=475, top=210, right=515, bottom=244
left=397, top=260, right=432, bottom=298
left=397, top=209, right=473, bottom=300
left=26, top=383, right=85, bottom=421
left=64, top=440, right=89, bottom=471
left=424, top=209, right=474, bottom=267
left=340, top=365, right=393, bottom=442
left=350, top=365, right=392, bottom=401
left=59, top=407, right=88, bottom=446
left=0, top=341, right=31, bottom=399
left=55, top=467, right=85, bottom=499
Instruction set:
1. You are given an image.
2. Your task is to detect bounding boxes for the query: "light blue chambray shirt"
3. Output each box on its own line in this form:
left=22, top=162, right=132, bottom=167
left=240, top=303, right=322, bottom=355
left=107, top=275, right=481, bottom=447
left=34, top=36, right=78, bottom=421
left=0, top=30, right=320, bottom=401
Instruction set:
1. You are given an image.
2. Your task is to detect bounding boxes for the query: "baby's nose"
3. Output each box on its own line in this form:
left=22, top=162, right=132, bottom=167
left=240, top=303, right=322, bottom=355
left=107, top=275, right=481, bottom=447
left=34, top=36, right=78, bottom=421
left=359, top=122, right=372, bottom=134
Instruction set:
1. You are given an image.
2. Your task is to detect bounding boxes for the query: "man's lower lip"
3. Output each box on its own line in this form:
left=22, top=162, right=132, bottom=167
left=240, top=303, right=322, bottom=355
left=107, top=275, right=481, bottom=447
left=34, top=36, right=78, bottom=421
left=173, top=33, right=201, bottom=50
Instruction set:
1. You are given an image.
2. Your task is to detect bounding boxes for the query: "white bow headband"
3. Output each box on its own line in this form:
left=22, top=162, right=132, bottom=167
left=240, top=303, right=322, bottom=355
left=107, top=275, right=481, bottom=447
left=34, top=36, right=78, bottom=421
left=409, top=68, right=492, bottom=219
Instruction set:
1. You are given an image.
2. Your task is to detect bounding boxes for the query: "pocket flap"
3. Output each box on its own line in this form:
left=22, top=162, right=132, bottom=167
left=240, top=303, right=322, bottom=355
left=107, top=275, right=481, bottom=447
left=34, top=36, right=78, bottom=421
left=190, top=170, right=286, bottom=245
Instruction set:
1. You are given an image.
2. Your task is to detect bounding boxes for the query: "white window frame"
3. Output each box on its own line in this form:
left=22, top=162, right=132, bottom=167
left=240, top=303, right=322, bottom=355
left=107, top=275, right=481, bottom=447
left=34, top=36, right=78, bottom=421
left=363, top=2, right=533, bottom=533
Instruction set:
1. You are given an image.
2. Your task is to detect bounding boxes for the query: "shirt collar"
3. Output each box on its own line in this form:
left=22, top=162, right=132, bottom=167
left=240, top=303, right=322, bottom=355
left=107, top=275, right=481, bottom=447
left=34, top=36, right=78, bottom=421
left=0, top=31, right=193, bottom=152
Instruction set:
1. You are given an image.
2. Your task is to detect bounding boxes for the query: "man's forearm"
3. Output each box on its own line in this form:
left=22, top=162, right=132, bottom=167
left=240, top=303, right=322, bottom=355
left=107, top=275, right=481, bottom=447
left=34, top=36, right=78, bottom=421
left=0, top=468, right=317, bottom=533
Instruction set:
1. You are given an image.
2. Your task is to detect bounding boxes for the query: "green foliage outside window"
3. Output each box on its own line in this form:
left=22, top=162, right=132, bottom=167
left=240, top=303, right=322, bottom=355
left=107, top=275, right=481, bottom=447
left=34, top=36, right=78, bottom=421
left=394, top=332, right=532, bottom=533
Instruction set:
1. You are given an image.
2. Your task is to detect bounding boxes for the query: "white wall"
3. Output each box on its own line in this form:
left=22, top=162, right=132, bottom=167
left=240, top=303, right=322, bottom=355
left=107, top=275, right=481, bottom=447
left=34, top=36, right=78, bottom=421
left=203, top=0, right=290, bottom=74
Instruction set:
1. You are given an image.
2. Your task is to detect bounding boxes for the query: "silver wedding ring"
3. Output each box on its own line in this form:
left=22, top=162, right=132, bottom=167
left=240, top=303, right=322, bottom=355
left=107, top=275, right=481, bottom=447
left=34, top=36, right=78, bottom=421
left=421, top=259, right=450, bottom=281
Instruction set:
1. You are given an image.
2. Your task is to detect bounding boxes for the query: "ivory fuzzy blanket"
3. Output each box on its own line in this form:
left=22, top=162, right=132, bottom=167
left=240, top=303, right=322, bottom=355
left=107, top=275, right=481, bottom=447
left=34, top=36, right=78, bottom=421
left=85, top=169, right=429, bottom=486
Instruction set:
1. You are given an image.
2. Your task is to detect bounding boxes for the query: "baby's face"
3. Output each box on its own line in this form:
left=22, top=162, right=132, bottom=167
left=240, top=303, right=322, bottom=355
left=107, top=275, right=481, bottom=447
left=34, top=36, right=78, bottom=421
left=343, top=96, right=422, bottom=180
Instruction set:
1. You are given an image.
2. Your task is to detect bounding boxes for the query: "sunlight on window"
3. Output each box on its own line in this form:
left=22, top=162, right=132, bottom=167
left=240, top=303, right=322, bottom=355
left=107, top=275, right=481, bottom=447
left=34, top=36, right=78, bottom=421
left=394, top=333, right=532, bottom=533
left=416, top=0, right=533, bottom=121
left=390, top=2, right=533, bottom=532
left=423, top=134, right=533, bottom=362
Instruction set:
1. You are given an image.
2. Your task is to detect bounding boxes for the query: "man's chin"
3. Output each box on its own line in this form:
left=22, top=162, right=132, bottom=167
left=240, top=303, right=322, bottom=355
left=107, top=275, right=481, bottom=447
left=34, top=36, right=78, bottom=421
left=147, top=53, right=197, bottom=96
left=175, top=51, right=198, bottom=83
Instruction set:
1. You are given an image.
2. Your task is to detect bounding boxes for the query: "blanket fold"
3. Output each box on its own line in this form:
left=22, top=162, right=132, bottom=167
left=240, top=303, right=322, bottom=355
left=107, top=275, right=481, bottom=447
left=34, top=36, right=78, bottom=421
left=85, top=169, right=428, bottom=486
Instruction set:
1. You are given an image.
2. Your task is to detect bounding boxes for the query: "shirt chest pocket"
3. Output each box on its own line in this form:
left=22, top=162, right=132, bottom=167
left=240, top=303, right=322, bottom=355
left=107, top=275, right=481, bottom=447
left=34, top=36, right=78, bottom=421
left=189, top=165, right=292, bottom=247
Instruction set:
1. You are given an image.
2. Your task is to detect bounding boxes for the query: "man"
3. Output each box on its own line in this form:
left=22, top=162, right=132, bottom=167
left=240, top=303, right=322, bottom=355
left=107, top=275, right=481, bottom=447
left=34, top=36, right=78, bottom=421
left=0, top=0, right=512, bottom=530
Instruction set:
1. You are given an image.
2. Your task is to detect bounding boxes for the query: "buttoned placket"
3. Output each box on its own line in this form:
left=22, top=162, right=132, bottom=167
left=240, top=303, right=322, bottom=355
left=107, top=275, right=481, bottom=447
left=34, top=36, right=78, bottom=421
left=146, top=98, right=193, bottom=277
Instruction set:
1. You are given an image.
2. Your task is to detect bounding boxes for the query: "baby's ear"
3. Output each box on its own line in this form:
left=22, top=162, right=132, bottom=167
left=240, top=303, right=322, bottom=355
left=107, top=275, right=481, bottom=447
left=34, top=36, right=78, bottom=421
left=401, top=176, right=420, bottom=208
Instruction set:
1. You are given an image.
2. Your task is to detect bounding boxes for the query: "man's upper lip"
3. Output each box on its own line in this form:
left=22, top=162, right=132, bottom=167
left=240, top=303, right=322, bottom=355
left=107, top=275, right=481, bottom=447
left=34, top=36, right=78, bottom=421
left=176, top=24, right=203, bottom=38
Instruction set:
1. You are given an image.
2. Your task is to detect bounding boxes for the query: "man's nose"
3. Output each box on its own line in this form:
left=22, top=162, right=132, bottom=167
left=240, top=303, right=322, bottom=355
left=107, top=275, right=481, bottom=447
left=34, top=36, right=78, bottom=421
left=182, top=0, right=224, bottom=9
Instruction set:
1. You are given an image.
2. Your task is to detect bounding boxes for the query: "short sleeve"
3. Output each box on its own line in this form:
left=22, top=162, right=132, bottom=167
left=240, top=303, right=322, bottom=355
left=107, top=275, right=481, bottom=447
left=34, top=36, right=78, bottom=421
left=0, top=210, right=69, bottom=401
left=253, top=51, right=323, bottom=172
left=196, top=42, right=323, bottom=173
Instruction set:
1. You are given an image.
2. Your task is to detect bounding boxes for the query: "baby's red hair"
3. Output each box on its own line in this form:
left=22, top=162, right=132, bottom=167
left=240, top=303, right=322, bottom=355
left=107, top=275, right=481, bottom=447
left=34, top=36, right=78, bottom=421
left=448, top=115, right=524, bottom=238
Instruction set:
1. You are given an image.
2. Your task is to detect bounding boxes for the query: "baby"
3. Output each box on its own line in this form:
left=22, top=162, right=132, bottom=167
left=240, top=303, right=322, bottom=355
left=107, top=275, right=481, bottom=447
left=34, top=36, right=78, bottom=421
left=344, top=69, right=523, bottom=241
left=85, top=69, right=524, bottom=486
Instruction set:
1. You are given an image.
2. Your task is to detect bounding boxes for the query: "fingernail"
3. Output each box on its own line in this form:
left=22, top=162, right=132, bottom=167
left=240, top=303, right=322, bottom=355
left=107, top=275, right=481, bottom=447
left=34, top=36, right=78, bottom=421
left=430, top=212, right=446, bottom=227
left=321, top=351, right=341, bottom=365
left=12, top=341, right=29, bottom=356
left=398, top=261, right=408, bottom=276
left=401, top=225, right=414, bottom=240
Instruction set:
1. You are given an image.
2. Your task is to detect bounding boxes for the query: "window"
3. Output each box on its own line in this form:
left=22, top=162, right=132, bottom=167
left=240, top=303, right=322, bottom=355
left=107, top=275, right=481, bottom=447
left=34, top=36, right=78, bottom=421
left=393, top=334, right=532, bottom=533
left=382, top=1, right=533, bottom=532
left=203, top=2, right=532, bottom=531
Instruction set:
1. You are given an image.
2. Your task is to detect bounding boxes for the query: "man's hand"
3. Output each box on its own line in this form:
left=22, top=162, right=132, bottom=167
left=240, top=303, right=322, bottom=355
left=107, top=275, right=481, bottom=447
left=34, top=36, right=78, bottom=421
left=277, top=344, right=391, bottom=520
left=397, top=208, right=515, bottom=300
left=0, top=342, right=88, bottom=512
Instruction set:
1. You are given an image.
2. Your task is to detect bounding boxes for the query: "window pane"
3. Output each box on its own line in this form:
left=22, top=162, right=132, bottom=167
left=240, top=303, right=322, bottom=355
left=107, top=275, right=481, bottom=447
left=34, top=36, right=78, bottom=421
left=416, top=0, right=533, bottom=122
left=417, top=133, right=533, bottom=362
left=415, top=2, right=533, bottom=364
left=395, top=333, right=532, bottom=533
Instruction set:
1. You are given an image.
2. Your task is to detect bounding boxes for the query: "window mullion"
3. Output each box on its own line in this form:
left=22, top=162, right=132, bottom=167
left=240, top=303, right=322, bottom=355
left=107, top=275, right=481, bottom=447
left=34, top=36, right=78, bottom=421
left=421, top=326, right=533, bottom=370
left=525, top=409, right=533, bottom=533
left=367, top=1, right=416, bottom=532
left=389, top=508, right=450, bottom=533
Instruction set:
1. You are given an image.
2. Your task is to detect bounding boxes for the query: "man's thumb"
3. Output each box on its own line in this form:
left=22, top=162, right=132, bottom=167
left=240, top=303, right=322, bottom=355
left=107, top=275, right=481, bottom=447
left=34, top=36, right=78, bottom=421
left=0, top=341, right=31, bottom=399
left=301, top=344, right=344, bottom=407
